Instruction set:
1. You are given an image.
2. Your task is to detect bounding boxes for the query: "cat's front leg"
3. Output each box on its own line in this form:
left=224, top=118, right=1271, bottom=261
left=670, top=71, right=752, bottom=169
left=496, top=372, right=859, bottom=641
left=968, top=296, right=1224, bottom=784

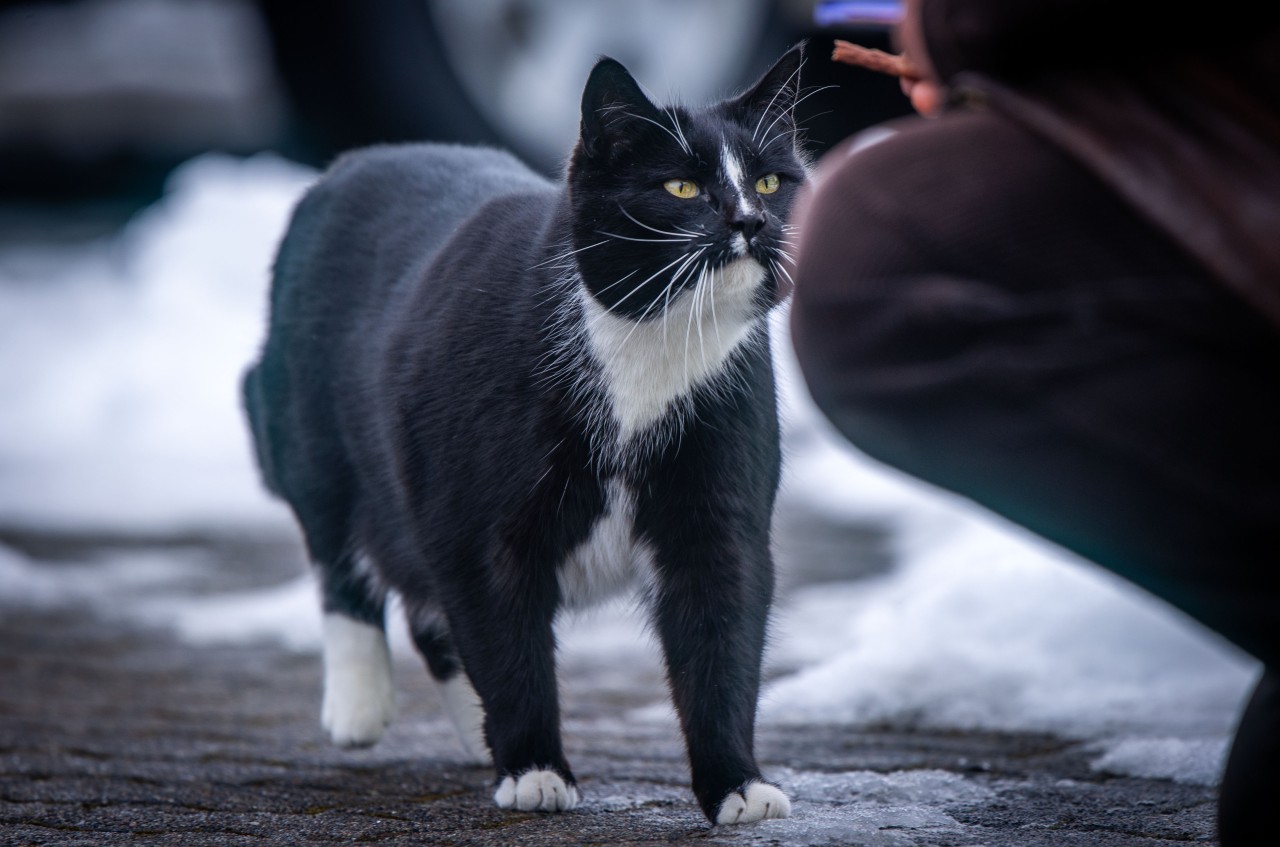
left=438, top=560, right=579, bottom=813
left=646, top=530, right=791, bottom=824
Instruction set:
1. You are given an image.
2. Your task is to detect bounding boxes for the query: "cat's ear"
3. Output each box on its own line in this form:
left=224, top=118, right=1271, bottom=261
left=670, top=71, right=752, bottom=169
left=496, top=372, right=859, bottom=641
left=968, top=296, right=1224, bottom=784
left=727, top=42, right=805, bottom=139
left=579, top=57, right=665, bottom=161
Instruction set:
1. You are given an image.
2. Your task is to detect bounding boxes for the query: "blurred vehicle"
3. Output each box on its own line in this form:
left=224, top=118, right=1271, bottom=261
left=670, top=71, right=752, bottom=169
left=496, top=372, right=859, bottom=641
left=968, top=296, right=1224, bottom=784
left=0, top=0, right=909, bottom=215
left=263, top=0, right=909, bottom=171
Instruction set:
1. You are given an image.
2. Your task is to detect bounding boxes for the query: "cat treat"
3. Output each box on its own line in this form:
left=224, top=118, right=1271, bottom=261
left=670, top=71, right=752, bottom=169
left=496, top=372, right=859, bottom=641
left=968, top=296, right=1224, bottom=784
left=831, top=39, right=919, bottom=78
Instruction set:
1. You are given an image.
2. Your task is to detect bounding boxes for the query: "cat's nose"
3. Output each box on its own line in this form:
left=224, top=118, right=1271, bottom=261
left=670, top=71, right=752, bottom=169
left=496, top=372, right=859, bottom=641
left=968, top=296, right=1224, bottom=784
left=728, top=208, right=767, bottom=243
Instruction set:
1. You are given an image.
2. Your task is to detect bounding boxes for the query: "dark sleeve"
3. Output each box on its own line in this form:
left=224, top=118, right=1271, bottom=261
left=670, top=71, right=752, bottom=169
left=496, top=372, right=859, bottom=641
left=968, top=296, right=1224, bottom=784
left=920, top=0, right=1280, bottom=83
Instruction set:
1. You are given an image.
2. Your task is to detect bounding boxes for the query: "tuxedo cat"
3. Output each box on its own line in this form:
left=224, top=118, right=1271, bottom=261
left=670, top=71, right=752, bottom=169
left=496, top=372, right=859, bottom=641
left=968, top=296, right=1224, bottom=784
left=243, top=44, right=806, bottom=825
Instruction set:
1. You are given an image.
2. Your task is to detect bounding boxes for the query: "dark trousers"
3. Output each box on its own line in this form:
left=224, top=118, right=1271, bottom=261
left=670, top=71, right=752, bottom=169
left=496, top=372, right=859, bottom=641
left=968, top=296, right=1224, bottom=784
left=789, top=108, right=1280, bottom=845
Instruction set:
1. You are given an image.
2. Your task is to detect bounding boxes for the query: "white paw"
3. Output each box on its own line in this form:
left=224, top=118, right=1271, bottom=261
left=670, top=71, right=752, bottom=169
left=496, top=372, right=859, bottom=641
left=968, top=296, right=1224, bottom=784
left=715, top=780, right=792, bottom=825
left=438, top=673, right=491, bottom=765
left=321, top=614, right=394, bottom=747
left=493, top=769, right=579, bottom=813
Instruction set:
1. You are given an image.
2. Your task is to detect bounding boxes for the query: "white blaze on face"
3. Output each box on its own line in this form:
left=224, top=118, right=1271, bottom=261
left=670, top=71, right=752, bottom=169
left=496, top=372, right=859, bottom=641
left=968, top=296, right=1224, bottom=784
left=721, top=144, right=759, bottom=258
left=721, top=143, right=758, bottom=221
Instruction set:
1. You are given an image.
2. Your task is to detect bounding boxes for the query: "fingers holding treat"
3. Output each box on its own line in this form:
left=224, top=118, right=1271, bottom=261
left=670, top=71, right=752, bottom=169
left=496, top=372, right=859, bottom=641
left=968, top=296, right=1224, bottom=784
left=831, top=40, right=919, bottom=79
left=831, top=39, right=942, bottom=116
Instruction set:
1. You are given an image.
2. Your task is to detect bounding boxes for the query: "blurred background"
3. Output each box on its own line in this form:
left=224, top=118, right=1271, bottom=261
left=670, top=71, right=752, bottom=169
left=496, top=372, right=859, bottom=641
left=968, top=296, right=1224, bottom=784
left=0, top=0, right=910, bottom=237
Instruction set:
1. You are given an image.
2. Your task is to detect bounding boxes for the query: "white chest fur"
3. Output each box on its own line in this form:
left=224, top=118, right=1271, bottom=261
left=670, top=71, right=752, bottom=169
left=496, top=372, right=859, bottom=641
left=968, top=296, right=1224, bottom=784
left=581, top=257, right=765, bottom=440
left=558, top=479, right=653, bottom=609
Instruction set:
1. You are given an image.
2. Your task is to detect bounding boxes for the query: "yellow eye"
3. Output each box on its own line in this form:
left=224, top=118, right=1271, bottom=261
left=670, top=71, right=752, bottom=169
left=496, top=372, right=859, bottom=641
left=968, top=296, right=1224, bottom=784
left=756, top=173, right=781, bottom=195
left=663, top=179, right=699, bottom=199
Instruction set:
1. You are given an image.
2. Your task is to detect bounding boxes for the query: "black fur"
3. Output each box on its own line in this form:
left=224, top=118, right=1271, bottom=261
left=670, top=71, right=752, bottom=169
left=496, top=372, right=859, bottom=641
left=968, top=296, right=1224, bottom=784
left=243, top=45, right=806, bottom=823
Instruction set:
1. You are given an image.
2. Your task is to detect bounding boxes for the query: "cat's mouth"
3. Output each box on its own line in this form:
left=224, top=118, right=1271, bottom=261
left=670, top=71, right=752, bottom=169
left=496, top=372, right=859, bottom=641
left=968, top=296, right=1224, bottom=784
left=721, top=232, right=778, bottom=267
left=720, top=236, right=793, bottom=305
left=719, top=233, right=789, bottom=290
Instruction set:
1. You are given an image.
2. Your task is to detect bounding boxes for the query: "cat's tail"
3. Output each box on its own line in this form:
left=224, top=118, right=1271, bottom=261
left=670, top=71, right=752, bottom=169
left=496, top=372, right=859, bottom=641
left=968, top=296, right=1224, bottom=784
left=241, top=363, right=282, bottom=497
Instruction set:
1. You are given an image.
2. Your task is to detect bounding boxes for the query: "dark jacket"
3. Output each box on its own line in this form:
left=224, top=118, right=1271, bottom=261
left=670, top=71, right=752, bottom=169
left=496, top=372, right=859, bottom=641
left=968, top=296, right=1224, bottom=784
left=919, top=0, right=1280, bottom=329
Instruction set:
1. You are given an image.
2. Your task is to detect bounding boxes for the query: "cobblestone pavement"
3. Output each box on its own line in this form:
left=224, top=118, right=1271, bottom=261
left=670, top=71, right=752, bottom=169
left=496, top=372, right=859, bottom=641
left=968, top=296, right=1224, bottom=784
left=0, top=526, right=1219, bottom=846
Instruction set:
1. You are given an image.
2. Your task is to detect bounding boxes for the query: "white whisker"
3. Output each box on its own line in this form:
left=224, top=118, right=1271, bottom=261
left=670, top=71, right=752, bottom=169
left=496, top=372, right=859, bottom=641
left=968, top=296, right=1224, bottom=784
left=695, top=265, right=710, bottom=370
left=597, top=230, right=693, bottom=244
left=708, top=262, right=721, bottom=348
left=760, top=85, right=837, bottom=151
left=618, top=206, right=703, bottom=239
left=594, top=268, right=641, bottom=297
left=772, top=257, right=796, bottom=289
left=758, top=107, right=799, bottom=151
left=663, top=248, right=706, bottom=344
left=751, top=60, right=804, bottom=143
left=792, top=84, right=838, bottom=111
left=617, top=276, right=675, bottom=351
left=761, top=128, right=797, bottom=153
left=663, top=104, right=693, bottom=157
left=683, top=261, right=709, bottom=386
left=607, top=246, right=705, bottom=319
left=528, top=437, right=568, bottom=494
left=618, top=110, right=691, bottom=155
left=531, top=239, right=607, bottom=270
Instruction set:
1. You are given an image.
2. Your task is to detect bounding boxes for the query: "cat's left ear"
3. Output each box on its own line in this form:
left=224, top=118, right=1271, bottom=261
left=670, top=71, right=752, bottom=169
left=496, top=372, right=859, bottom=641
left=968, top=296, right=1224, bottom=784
left=727, top=42, right=805, bottom=137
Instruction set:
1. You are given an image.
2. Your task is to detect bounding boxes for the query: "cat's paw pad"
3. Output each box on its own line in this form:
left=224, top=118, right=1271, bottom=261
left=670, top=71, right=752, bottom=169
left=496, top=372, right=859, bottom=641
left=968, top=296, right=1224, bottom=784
left=494, top=769, right=579, bottom=813
left=715, top=780, right=791, bottom=825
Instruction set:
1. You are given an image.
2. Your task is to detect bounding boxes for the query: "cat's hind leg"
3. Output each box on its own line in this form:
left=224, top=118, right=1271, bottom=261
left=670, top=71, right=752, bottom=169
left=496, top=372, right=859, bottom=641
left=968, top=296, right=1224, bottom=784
left=409, top=606, right=491, bottom=765
left=318, top=551, right=395, bottom=748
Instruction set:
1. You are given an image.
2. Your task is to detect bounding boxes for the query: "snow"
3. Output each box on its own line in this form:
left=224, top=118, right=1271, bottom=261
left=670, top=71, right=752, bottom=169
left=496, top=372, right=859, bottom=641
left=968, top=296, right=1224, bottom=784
left=0, top=152, right=1257, bottom=794
left=1088, top=737, right=1231, bottom=786
left=0, top=153, right=310, bottom=533
left=759, top=515, right=1255, bottom=786
left=709, top=769, right=993, bottom=846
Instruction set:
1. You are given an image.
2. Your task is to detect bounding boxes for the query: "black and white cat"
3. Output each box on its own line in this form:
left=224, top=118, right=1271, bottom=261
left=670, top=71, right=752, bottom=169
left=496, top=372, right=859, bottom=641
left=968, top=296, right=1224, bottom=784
left=243, top=44, right=807, bottom=825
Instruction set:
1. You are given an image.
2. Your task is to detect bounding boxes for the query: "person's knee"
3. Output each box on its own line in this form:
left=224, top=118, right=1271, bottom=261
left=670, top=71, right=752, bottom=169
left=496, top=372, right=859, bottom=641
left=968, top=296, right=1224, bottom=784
left=788, top=289, right=931, bottom=480
left=788, top=286, right=883, bottom=439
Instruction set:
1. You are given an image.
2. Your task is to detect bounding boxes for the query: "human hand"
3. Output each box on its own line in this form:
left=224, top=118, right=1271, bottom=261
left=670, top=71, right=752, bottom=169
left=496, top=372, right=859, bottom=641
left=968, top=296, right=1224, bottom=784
left=899, top=76, right=943, bottom=116
left=896, top=0, right=943, bottom=116
left=829, top=0, right=943, bottom=117
left=830, top=41, right=942, bottom=116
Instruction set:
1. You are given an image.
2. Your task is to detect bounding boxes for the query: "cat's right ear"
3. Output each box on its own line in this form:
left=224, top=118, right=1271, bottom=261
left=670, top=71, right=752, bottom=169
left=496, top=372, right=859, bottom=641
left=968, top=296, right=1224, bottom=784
left=579, top=57, right=663, bottom=162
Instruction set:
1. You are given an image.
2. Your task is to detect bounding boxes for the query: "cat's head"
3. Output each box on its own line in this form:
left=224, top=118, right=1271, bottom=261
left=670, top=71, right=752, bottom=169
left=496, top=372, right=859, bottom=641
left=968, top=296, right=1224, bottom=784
left=566, top=45, right=807, bottom=323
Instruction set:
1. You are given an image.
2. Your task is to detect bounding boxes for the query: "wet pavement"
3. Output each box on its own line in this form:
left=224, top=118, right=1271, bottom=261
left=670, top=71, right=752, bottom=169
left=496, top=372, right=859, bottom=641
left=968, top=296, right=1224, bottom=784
left=0, top=521, right=1221, bottom=846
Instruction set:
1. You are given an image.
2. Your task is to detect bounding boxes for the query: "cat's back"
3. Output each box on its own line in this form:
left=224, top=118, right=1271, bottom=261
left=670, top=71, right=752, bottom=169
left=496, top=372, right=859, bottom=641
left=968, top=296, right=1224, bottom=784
left=252, top=143, right=557, bottom=487
left=262, top=142, right=558, bottom=394
left=322, top=142, right=552, bottom=219
left=278, top=143, right=554, bottom=285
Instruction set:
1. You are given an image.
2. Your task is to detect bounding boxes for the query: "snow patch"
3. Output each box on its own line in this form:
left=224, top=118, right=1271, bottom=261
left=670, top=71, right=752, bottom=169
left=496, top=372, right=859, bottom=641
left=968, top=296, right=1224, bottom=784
left=1090, top=736, right=1231, bottom=786
left=708, top=769, right=992, bottom=845
left=0, top=153, right=313, bottom=533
